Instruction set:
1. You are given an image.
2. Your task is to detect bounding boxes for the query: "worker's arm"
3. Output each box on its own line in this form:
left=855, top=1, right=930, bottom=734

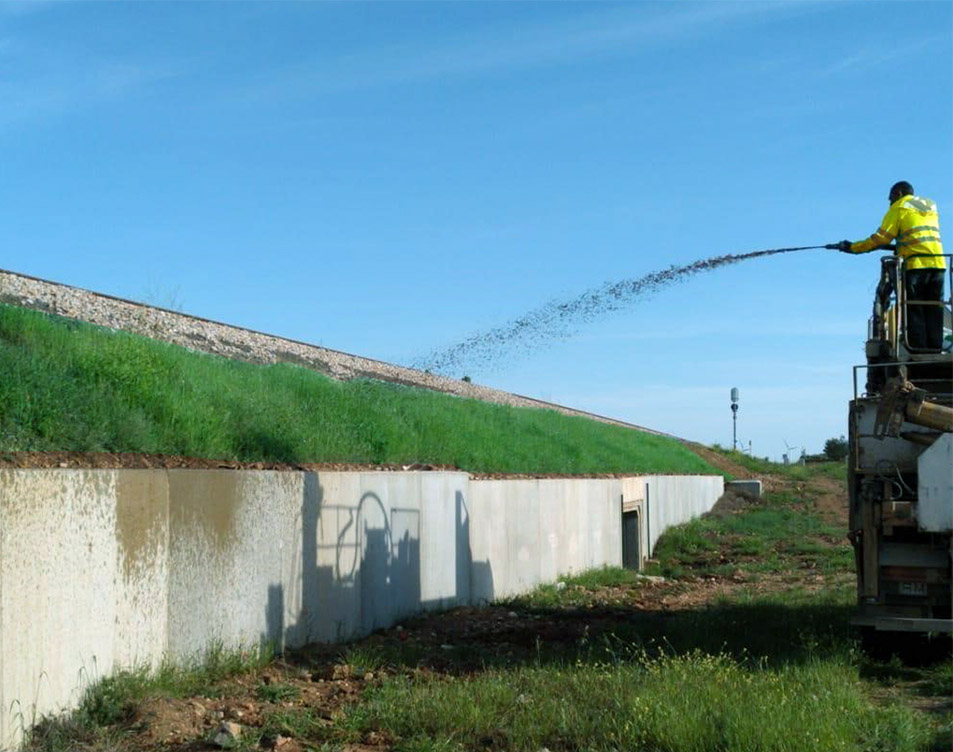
left=850, top=204, right=901, bottom=253
left=850, top=228, right=895, bottom=253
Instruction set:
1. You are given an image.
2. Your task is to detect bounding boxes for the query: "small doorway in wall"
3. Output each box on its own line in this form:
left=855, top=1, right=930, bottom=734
left=622, top=509, right=641, bottom=571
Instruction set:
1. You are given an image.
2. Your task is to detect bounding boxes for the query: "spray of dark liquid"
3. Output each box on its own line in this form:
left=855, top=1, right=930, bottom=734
left=417, top=246, right=817, bottom=375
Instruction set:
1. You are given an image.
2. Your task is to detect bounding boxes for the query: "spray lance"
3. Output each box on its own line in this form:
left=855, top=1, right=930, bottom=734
left=826, top=241, right=853, bottom=252
left=823, top=240, right=896, bottom=253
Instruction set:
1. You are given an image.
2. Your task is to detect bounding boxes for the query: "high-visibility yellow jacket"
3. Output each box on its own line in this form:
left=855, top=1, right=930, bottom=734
left=850, top=194, right=946, bottom=270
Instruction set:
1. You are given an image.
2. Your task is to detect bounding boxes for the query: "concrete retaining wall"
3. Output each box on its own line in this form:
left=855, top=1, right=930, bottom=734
left=0, top=469, right=721, bottom=748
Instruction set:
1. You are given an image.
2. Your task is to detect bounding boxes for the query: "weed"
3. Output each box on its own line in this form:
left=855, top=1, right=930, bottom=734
left=260, top=708, right=331, bottom=741
left=256, top=682, right=300, bottom=703
left=564, top=565, right=641, bottom=589
left=920, top=655, right=953, bottom=697
left=340, top=645, right=388, bottom=675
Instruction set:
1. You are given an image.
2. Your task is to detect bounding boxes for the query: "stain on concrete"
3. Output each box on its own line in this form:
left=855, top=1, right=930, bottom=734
left=168, top=470, right=242, bottom=552
left=116, top=471, right=169, bottom=578
left=0, top=470, right=113, bottom=527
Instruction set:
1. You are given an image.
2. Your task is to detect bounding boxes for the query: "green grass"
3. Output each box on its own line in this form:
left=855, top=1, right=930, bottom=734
left=340, top=644, right=390, bottom=675
left=648, top=487, right=853, bottom=580
left=558, top=565, right=642, bottom=589
left=506, top=566, right=645, bottom=608
left=0, top=303, right=718, bottom=475
left=344, top=652, right=928, bottom=752
left=712, top=444, right=846, bottom=481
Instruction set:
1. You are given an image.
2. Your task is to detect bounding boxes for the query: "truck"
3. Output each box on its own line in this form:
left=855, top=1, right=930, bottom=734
left=848, top=253, right=953, bottom=655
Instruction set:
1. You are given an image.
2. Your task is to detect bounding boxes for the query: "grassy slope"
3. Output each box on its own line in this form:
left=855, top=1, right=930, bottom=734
left=0, top=303, right=717, bottom=475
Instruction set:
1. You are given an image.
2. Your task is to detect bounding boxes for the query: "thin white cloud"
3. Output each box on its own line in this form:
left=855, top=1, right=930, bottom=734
left=0, top=1, right=187, bottom=129
left=820, top=33, right=948, bottom=77
left=239, top=1, right=816, bottom=101
left=0, top=1, right=65, bottom=18
left=0, top=57, right=181, bottom=129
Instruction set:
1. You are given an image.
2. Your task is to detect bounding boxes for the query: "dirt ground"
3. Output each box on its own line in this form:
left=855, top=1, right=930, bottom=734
left=0, top=451, right=453, bottom=473
left=0, top=451, right=652, bottom=480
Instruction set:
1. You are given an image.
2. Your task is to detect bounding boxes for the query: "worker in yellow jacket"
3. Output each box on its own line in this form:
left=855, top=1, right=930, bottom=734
left=833, top=181, right=947, bottom=350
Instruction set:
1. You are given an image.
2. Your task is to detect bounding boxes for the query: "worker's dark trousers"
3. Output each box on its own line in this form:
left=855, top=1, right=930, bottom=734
left=905, top=269, right=945, bottom=350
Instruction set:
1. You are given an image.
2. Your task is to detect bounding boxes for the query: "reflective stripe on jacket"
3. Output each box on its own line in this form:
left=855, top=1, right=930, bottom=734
left=851, top=194, right=946, bottom=270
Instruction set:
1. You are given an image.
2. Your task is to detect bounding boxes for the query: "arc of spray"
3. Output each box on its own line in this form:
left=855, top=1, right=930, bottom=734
left=417, top=245, right=826, bottom=375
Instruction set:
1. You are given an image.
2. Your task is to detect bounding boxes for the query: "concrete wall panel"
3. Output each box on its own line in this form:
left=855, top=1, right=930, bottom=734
left=419, top=473, right=470, bottom=610
left=285, top=471, right=471, bottom=644
left=293, top=472, right=363, bottom=645
left=0, top=471, right=119, bottom=749
left=600, top=480, right=623, bottom=569
left=357, top=472, right=419, bottom=634
left=468, top=481, right=508, bottom=603
left=166, top=471, right=301, bottom=659
left=470, top=479, right=627, bottom=597
left=506, top=481, right=542, bottom=597
left=537, top=481, right=565, bottom=584
left=114, top=471, right=170, bottom=668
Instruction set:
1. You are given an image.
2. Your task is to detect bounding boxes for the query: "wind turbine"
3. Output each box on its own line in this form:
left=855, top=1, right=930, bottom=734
left=782, top=439, right=801, bottom=465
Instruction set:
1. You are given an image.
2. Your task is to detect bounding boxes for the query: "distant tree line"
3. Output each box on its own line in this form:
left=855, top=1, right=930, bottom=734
left=804, top=435, right=848, bottom=463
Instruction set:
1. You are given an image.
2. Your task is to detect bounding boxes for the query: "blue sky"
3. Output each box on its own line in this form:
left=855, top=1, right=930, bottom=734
left=2, top=0, right=951, bottom=460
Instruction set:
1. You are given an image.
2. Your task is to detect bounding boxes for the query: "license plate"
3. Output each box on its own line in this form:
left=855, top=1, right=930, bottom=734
left=899, top=582, right=928, bottom=597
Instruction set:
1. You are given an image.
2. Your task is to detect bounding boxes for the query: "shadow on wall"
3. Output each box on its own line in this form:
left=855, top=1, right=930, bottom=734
left=263, top=475, right=494, bottom=653
left=463, top=490, right=495, bottom=605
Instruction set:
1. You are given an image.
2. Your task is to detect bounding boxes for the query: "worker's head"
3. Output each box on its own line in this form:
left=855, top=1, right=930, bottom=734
left=889, top=181, right=914, bottom=203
